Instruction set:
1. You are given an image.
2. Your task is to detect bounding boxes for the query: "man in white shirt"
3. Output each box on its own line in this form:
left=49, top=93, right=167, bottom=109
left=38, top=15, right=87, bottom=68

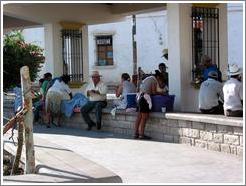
left=223, top=64, right=243, bottom=117
left=81, top=71, right=108, bottom=130
left=199, top=71, right=224, bottom=114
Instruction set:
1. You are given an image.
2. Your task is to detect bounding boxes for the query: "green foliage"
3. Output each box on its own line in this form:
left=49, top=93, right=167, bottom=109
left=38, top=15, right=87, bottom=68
left=3, top=31, right=45, bottom=90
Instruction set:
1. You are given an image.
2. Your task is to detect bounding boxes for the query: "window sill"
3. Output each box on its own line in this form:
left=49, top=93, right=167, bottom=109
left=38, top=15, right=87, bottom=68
left=92, top=65, right=116, bottom=70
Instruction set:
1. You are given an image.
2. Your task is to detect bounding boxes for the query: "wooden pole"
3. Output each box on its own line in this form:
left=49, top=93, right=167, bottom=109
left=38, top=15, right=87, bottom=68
left=20, top=66, right=36, bottom=174
left=11, top=121, right=24, bottom=175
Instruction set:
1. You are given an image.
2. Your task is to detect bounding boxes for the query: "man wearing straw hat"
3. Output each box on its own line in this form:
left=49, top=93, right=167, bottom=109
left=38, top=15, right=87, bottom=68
left=81, top=71, right=107, bottom=130
left=223, top=64, right=243, bottom=117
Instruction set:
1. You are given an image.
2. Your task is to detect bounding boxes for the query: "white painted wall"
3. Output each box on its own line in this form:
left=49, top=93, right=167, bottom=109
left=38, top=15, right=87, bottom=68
left=88, top=11, right=167, bottom=84
left=227, top=3, right=243, bottom=68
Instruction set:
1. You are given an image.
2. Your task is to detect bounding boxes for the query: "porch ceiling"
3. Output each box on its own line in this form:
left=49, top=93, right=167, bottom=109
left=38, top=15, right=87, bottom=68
left=3, top=3, right=166, bottom=29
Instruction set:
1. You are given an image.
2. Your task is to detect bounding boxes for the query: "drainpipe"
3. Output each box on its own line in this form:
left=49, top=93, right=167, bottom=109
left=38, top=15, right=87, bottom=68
left=132, top=15, right=137, bottom=75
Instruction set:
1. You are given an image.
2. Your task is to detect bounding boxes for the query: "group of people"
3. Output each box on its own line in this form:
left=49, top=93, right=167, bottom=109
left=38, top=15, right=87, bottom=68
left=79, top=63, right=169, bottom=140
left=34, top=73, right=72, bottom=127
left=28, top=55, right=243, bottom=142
left=199, top=56, right=243, bottom=117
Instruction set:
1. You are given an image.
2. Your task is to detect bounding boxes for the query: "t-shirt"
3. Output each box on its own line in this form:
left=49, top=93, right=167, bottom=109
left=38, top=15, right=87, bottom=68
left=85, top=81, right=108, bottom=101
left=48, top=80, right=71, bottom=99
left=199, top=78, right=223, bottom=110
left=203, top=65, right=222, bottom=82
left=223, top=78, right=243, bottom=111
left=142, top=76, right=158, bottom=94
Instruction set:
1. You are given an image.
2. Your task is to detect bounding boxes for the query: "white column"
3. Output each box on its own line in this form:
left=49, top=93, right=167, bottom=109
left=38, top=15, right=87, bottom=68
left=44, top=23, right=63, bottom=78
left=168, top=3, right=197, bottom=112
left=218, top=3, right=228, bottom=80
left=82, top=25, right=90, bottom=82
left=167, top=3, right=229, bottom=112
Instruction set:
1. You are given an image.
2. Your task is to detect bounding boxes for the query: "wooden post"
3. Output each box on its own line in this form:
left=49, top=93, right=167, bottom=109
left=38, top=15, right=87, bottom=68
left=20, top=66, right=36, bottom=174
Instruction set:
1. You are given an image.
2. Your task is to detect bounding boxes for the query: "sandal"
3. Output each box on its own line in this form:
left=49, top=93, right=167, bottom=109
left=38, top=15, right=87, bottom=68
left=139, top=135, right=151, bottom=140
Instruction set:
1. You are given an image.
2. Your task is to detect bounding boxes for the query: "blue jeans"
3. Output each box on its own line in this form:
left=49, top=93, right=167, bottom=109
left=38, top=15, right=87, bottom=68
left=81, top=101, right=107, bottom=128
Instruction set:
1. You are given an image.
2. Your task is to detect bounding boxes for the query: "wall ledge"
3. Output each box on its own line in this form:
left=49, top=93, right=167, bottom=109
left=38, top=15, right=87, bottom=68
left=101, top=108, right=243, bottom=127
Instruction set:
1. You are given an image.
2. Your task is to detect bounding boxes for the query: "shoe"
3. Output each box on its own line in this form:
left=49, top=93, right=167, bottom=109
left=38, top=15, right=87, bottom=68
left=133, top=133, right=139, bottom=139
left=96, top=123, right=101, bottom=130
left=139, top=135, right=151, bottom=140
left=46, top=125, right=51, bottom=128
left=86, top=125, right=92, bottom=131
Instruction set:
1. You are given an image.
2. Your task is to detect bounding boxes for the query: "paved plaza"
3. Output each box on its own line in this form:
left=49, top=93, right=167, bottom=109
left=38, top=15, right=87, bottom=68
left=3, top=125, right=244, bottom=184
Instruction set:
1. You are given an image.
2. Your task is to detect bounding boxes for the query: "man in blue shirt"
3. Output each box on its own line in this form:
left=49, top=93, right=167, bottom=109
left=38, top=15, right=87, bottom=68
left=202, top=55, right=222, bottom=82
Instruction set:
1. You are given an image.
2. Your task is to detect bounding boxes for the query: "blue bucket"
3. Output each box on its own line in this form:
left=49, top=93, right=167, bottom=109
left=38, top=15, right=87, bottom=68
left=126, top=93, right=137, bottom=108
left=151, top=95, right=175, bottom=112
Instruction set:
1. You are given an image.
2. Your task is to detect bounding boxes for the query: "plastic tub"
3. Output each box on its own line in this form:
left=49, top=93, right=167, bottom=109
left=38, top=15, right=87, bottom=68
left=151, top=95, right=175, bottom=112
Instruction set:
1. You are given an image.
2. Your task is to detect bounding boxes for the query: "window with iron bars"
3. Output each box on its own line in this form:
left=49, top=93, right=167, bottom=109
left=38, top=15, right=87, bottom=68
left=95, top=35, right=114, bottom=66
left=191, top=7, right=220, bottom=86
left=61, top=29, right=83, bottom=82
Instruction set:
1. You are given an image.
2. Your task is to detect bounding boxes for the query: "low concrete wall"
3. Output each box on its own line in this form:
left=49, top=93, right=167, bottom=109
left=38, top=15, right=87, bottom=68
left=62, top=109, right=243, bottom=156
left=3, top=97, right=243, bottom=156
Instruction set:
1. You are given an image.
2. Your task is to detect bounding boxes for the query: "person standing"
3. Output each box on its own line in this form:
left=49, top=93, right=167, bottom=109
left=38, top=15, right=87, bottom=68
left=223, top=64, right=243, bottom=117
left=134, top=84, right=152, bottom=140
left=45, top=75, right=72, bottom=127
left=199, top=71, right=224, bottom=114
left=81, top=71, right=108, bottom=130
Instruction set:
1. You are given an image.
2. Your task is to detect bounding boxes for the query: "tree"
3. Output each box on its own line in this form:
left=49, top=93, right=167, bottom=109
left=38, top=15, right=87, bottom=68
left=3, top=31, right=45, bottom=90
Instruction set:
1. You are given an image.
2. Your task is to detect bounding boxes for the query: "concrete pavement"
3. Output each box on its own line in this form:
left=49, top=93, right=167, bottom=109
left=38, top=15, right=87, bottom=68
left=4, top=124, right=244, bottom=183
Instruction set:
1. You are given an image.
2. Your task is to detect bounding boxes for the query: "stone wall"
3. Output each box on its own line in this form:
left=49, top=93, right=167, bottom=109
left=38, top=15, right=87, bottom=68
left=3, top=97, right=243, bottom=156
left=62, top=109, right=243, bottom=156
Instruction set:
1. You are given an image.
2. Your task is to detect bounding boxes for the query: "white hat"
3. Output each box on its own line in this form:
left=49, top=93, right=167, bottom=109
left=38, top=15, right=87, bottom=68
left=90, top=70, right=102, bottom=77
left=228, top=64, right=242, bottom=76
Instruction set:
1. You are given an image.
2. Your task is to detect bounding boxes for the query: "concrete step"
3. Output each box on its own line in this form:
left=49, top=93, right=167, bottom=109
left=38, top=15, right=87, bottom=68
left=3, top=130, right=122, bottom=183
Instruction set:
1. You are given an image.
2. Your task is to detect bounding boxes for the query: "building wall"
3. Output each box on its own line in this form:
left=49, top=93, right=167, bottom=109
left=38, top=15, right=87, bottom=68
left=227, top=3, right=243, bottom=68
left=88, top=11, right=167, bottom=84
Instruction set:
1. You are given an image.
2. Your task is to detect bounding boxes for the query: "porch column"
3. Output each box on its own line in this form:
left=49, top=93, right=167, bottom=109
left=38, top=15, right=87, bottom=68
left=218, top=3, right=228, bottom=80
left=167, top=4, right=195, bottom=112
left=82, top=25, right=90, bottom=82
left=44, top=23, right=63, bottom=77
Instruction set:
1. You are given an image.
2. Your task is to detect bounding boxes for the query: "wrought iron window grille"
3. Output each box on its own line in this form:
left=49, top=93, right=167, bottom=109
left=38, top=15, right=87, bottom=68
left=61, top=29, right=83, bottom=82
left=191, top=7, right=220, bottom=88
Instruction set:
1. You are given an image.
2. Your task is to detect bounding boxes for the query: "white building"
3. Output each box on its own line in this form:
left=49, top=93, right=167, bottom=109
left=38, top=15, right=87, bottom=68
left=22, top=4, right=242, bottom=84
left=4, top=3, right=244, bottom=112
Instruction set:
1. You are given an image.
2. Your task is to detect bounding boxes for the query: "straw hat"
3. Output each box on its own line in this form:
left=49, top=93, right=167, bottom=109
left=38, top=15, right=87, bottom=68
left=228, top=64, right=242, bottom=76
left=90, top=70, right=102, bottom=77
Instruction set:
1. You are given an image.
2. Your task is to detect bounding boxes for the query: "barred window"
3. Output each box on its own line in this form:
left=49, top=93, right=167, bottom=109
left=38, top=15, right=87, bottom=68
left=96, top=35, right=113, bottom=66
left=192, top=7, right=220, bottom=80
left=61, top=29, right=83, bottom=82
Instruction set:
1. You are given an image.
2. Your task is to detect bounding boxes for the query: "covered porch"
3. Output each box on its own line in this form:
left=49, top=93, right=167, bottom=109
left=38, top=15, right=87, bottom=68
left=3, top=2, right=230, bottom=112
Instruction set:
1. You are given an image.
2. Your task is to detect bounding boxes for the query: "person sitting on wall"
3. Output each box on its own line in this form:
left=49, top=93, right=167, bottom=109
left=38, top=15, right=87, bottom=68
left=81, top=71, right=108, bottom=130
left=114, top=73, right=136, bottom=109
left=46, top=75, right=72, bottom=127
left=201, top=55, right=222, bottom=82
left=223, top=64, right=243, bottom=117
left=141, top=70, right=168, bottom=95
left=158, top=63, right=169, bottom=87
left=134, top=84, right=152, bottom=140
left=199, top=71, right=224, bottom=114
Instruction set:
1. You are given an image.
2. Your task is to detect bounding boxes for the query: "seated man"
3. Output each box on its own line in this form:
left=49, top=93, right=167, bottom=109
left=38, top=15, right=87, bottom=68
left=201, top=55, right=222, bottom=82
left=223, top=64, right=243, bottom=117
left=199, top=71, right=224, bottom=114
left=81, top=71, right=107, bottom=130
